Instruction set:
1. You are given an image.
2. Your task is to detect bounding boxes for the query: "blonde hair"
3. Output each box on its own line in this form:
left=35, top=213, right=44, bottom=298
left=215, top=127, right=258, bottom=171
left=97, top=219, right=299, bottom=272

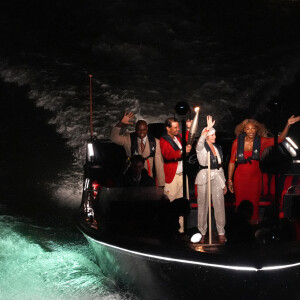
left=234, top=119, right=268, bottom=138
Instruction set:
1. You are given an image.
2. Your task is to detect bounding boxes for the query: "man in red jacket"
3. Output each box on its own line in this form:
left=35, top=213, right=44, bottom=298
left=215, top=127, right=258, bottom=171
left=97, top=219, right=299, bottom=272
left=160, top=117, right=192, bottom=232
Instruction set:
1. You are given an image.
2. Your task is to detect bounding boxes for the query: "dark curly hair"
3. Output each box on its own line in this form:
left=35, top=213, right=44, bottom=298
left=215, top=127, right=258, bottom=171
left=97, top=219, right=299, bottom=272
left=234, top=119, right=268, bottom=138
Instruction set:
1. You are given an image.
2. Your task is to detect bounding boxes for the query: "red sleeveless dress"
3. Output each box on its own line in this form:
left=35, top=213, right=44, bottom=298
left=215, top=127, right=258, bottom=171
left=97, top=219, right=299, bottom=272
left=229, top=137, right=282, bottom=221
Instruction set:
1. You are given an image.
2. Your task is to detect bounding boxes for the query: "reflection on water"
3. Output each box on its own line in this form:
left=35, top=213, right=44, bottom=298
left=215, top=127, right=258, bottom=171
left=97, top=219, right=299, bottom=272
left=0, top=213, right=133, bottom=300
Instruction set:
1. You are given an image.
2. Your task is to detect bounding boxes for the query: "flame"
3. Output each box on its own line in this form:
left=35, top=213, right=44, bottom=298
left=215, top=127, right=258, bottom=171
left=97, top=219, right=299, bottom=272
left=194, top=106, right=200, bottom=113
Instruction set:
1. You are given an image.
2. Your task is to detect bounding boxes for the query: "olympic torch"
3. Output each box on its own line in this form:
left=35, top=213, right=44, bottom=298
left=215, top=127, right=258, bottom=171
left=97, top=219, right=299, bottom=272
left=187, top=106, right=200, bottom=145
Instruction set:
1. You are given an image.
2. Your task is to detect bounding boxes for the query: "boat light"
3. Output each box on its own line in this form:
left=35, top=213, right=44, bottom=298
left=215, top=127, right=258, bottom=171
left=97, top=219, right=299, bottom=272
left=282, top=140, right=297, bottom=157
left=286, top=137, right=298, bottom=150
left=92, top=181, right=100, bottom=198
left=84, top=178, right=90, bottom=191
left=87, top=143, right=94, bottom=161
left=84, top=234, right=300, bottom=272
left=191, top=233, right=202, bottom=243
left=289, top=147, right=297, bottom=157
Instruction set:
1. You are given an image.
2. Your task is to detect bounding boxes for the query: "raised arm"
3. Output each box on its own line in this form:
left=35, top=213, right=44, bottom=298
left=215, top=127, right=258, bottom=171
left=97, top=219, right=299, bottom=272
left=196, top=115, right=215, bottom=152
left=110, top=111, right=135, bottom=146
left=202, top=115, right=215, bottom=138
left=116, top=111, right=135, bottom=128
left=278, top=115, right=300, bottom=141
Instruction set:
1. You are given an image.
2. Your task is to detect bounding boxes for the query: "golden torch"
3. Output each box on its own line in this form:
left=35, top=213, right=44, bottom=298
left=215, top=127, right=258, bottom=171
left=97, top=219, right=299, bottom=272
left=187, top=106, right=200, bottom=145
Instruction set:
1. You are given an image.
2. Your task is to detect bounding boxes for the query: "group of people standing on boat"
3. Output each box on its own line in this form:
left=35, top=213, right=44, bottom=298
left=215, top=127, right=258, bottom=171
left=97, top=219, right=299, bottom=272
left=110, top=110, right=300, bottom=243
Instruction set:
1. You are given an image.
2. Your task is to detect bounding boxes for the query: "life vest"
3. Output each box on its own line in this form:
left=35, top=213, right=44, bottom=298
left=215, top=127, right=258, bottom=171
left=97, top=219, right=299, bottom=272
left=161, top=132, right=183, bottom=162
left=236, top=133, right=261, bottom=165
left=199, top=142, right=223, bottom=170
left=130, top=132, right=156, bottom=159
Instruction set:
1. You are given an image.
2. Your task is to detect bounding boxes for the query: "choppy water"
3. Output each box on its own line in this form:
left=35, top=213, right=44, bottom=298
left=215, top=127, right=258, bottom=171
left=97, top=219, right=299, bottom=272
left=0, top=80, right=135, bottom=299
left=0, top=0, right=300, bottom=298
left=0, top=214, right=112, bottom=300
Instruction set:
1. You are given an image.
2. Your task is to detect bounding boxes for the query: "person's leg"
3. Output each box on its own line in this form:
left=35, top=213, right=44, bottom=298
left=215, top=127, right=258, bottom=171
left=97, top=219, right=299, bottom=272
left=164, top=176, right=180, bottom=202
left=197, top=184, right=208, bottom=236
left=166, top=174, right=189, bottom=200
left=165, top=175, right=189, bottom=233
left=211, top=183, right=225, bottom=236
left=177, top=175, right=189, bottom=233
left=165, top=175, right=184, bottom=232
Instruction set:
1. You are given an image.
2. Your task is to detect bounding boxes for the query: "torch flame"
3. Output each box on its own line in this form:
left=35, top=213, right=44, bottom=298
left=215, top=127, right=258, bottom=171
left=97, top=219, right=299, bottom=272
left=194, top=106, right=200, bottom=113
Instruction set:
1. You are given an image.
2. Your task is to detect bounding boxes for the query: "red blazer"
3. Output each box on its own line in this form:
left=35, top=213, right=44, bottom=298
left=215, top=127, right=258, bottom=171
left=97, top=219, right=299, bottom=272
left=160, top=132, right=189, bottom=184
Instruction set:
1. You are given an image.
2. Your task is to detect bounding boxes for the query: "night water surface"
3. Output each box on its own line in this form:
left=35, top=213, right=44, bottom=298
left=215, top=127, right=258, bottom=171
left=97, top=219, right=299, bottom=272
left=0, top=0, right=300, bottom=299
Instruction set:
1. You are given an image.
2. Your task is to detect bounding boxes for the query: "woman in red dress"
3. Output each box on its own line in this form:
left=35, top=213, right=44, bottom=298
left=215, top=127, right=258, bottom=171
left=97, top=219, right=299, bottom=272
left=228, top=115, right=300, bottom=223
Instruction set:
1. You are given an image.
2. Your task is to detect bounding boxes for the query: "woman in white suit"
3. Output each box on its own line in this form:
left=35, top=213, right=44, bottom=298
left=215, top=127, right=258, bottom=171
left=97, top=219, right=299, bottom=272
left=195, top=115, right=227, bottom=244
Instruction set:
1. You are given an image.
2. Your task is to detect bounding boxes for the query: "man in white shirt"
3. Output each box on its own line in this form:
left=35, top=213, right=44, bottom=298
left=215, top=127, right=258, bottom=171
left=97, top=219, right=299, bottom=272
left=160, top=117, right=191, bottom=232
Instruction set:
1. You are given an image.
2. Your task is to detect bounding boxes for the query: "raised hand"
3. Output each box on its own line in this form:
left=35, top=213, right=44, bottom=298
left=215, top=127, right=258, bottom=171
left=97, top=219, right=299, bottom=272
left=206, top=115, right=215, bottom=130
left=121, top=111, right=135, bottom=125
left=287, top=115, right=300, bottom=126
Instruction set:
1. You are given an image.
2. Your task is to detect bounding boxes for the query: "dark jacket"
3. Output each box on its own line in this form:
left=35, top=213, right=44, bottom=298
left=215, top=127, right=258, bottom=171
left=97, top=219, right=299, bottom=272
left=120, top=169, right=156, bottom=187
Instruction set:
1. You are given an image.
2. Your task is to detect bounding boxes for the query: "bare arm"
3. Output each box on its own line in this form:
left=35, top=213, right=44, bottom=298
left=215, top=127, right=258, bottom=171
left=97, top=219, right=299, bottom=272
left=278, top=115, right=300, bottom=141
left=227, top=162, right=235, bottom=193
left=227, top=139, right=237, bottom=193
left=223, top=185, right=227, bottom=195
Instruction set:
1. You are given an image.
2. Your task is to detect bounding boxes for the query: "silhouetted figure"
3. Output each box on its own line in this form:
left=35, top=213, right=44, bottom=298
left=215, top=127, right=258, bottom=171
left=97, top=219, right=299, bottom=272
left=226, top=200, right=256, bottom=245
left=120, top=155, right=155, bottom=187
left=147, top=197, right=190, bottom=240
left=255, top=218, right=297, bottom=244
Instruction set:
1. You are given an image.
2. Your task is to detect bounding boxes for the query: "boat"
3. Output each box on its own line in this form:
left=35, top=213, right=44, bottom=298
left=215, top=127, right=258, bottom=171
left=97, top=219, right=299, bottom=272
left=77, top=131, right=300, bottom=299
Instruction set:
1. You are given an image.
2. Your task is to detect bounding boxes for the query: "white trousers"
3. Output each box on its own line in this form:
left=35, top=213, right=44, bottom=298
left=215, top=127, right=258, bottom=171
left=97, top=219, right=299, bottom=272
left=164, top=174, right=189, bottom=233
left=197, top=178, right=225, bottom=236
left=164, top=174, right=189, bottom=201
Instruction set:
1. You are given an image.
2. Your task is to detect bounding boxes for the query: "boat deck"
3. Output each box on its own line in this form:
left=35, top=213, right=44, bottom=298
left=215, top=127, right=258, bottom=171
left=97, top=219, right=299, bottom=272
left=77, top=215, right=300, bottom=272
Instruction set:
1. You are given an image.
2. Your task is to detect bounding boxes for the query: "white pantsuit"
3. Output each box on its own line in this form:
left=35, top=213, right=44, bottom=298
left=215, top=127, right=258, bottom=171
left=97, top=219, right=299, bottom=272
left=195, top=136, right=226, bottom=236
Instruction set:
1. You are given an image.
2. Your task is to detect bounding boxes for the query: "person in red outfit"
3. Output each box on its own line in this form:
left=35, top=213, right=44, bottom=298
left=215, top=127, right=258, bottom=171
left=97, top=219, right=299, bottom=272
left=160, top=117, right=192, bottom=232
left=228, top=115, right=300, bottom=223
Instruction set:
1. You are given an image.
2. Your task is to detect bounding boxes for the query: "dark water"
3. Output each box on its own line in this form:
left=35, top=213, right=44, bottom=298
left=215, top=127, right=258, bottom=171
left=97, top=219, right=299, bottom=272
left=0, top=0, right=300, bottom=298
left=0, top=81, right=133, bottom=299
